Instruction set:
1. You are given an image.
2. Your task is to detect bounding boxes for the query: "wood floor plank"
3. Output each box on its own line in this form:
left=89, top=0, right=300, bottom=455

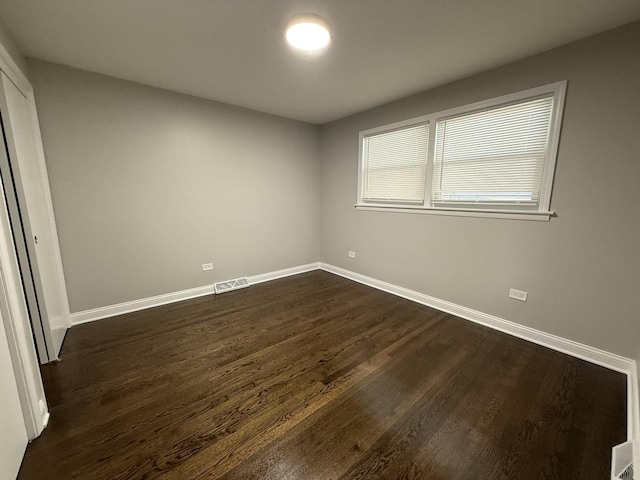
left=18, top=271, right=627, bottom=479
left=337, top=329, right=520, bottom=479
left=99, top=307, right=438, bottom=479
left=206, top=319, right=466, bottom=480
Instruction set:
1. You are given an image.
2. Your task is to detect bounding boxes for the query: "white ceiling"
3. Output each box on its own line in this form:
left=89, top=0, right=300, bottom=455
left=1, top=0, right=639, bottom=124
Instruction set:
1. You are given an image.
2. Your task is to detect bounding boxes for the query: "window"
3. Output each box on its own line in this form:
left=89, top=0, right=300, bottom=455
left=357, top=82, right=566, bottom=220
left=362, top=123, right=429, bottom=203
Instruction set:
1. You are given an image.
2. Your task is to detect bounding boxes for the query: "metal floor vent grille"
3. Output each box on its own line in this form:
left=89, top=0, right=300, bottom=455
left=214, top=277, right=250, bottom=294
left=612, top=441, right=634, bottom=480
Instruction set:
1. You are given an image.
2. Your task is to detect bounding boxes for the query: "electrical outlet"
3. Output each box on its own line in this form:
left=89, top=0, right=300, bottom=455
left=509, top=288, right=528, bottom=302
left=348, top=251, right=356, bottom=258
left=202, top=263, right=213, bottom=271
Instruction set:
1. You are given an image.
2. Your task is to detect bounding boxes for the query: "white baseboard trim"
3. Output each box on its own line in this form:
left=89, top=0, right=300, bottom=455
left=319, top=263, right=634, bottom=373
left=249, top=262, right=321, bottom=285
left=71, top=284, right=215, bottom=325
left=319, top=262, right=639, bottom=442
left=630, top=364, right=640, bottom=446
left=71, top=262, right=321, bottom=325
left=42, top=411, right=50, bottom=429
left=69, top=260, right=639, bottom=444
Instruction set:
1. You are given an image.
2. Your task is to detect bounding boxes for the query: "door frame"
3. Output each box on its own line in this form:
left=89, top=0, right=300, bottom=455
left=0, top=39, right=69, bottom=438
left=0, top=97, right=52, bottom=364
left=0, top=163, right=48, bottom=437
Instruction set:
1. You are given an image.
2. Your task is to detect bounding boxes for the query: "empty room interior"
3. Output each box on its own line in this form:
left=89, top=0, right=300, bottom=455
left=0, top=1, right=639, bottom=479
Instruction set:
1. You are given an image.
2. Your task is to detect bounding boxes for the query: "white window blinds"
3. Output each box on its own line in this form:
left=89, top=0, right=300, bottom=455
left=362, top=123, right=429, bottom=203
left=432, top=96, right=554, bottom=207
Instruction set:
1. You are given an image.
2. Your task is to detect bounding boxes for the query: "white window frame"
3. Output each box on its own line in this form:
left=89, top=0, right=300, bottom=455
left=356, top=81, right=567, bottom=221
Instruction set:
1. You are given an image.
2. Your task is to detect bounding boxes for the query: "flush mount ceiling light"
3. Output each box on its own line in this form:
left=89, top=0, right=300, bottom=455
left=285, top=15, right=331, bottom=52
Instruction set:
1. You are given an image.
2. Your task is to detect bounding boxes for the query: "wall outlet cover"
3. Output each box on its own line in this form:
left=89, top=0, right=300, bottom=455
left=509, top=288, right=528, bottom=302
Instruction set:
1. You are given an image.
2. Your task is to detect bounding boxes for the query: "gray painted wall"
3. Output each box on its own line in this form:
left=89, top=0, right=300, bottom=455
left=0, top=15, right=27, bottom=77
left=320, top=22, right=640, bottom=357
left=28, top=60, right=321, bottom=313
left=25, top=23, right=640, bottom=358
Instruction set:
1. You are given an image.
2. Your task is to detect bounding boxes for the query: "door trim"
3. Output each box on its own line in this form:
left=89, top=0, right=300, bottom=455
left=0, top=55, right=72, bottom=358
left=0, top=163, right=48, bottom=438
left=0, top=38, right=60, bottom=438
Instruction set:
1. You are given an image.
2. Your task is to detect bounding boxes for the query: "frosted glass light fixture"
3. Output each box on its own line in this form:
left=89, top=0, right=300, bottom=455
left=285, top=15, right=331, bottom=51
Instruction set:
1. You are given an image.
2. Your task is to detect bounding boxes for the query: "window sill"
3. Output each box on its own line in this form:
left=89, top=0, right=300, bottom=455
left=354, top=204, right=555, bottom=221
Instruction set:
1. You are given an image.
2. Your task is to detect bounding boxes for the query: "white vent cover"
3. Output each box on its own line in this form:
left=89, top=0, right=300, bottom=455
left=214, top=277, right=250, bottom=294
left=612, top=441, right=634, bottom=480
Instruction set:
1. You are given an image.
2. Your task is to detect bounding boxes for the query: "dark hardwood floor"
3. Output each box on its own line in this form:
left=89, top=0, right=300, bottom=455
left=19, top=271, right=626, bottom=479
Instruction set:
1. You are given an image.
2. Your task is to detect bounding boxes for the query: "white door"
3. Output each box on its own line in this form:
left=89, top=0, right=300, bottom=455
left=0, top=72, right=71, bottom=360
left=0, top=307, right=28, bottom=480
